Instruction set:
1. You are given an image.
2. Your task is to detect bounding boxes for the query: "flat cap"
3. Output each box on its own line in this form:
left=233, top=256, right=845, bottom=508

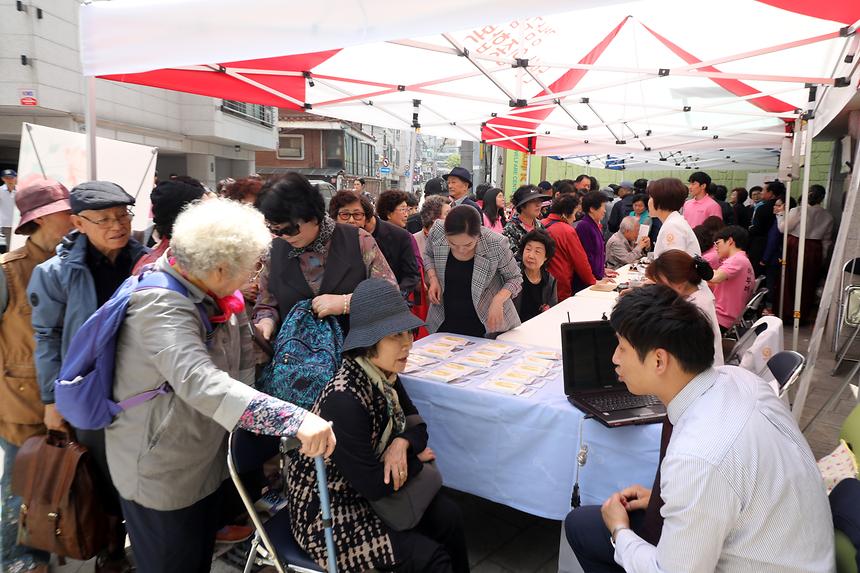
left=70, top=181, right=135, bottom=214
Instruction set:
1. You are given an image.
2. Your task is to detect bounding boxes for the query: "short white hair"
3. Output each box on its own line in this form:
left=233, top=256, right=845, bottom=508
left=619, top=215, right=640, bottom=233
left=171, top=198, right=271, bottom=276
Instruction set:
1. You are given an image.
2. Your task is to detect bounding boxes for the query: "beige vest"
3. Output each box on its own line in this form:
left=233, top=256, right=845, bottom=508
left=0, top=239, right=52, bottom=445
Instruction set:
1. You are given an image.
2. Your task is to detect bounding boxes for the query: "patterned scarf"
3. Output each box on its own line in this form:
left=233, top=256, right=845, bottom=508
left=285, top=215, right=336, bottom=259
left=355, top=356, right=407, bottom=457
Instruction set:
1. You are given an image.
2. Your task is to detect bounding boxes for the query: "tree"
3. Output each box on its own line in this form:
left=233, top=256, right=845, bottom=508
left=446, top=153, right=461, bottom=170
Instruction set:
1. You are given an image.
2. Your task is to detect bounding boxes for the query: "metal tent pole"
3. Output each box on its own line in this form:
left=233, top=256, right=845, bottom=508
left=791, top=87, right=816, bottom=351
left=84, top=76, right=98, bottom=180
left=777, top=120, right=799, bottom=319
left=406, top=99, right=420, bottom=191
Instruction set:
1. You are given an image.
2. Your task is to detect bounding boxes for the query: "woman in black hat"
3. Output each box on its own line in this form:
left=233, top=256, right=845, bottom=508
left=288, top=278, right=469, bottom=573
left=502, top=184, right=549, bottom=260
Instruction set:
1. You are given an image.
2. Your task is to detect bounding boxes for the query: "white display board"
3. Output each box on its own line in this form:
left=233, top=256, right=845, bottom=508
left=745, top=172, right=779, bottom=191
left=11, top=123, right=157, bottom=249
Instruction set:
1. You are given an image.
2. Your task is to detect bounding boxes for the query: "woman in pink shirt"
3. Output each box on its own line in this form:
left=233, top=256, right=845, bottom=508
left=482, top=187, right=507, bottom=233
left=692, top=215, right=725, bottom=270
left=709, top=225, right=755, bottom=333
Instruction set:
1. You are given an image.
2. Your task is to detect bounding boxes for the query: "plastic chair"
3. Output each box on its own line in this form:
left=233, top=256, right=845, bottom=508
left=227, top=430, right=328, bottom=573
left=727, top=288, right=769, bottom=340
left=766, top=351, right=804, bottom=398
left=835, top=405, right=860, bottom=573
left=832, top=258, right=860, bottom=353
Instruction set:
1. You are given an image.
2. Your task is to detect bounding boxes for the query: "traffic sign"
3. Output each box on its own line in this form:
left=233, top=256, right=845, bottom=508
left=18, top=88, right=37, bottom=106
left=382, top=157, right=390, bottom=167
left=380, top=166, right=391, bottom=174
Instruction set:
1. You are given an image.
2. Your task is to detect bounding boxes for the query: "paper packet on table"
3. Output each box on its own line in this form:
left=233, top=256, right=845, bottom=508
left=423, top=366, right=470, bottom=383
left=455, top=354, right=497, bottom=369
left=478, top=379, right=537, bottom=397
left=435, top=335, right=472, bottom=348
left=414, top=344, right=457, bottom=359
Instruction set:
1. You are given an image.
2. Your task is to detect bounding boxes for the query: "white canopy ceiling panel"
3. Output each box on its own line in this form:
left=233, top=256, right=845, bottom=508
left=85, top=0, right=858, bottom=167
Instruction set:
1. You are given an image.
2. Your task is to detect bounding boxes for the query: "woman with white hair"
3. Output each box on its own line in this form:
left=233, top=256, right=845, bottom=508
left=105, top=198, right=336, bottom=573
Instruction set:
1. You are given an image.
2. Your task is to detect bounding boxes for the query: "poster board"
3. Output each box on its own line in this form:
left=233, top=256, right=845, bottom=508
left=10, top=123, right=157, bottom=249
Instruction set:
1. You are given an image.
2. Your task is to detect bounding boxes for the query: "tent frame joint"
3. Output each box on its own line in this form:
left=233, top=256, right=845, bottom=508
left=512, top=58, right=529, bottom=68
left=834, top=76, right=850, bottom=87
left=658, top=68, right=670, bottom=76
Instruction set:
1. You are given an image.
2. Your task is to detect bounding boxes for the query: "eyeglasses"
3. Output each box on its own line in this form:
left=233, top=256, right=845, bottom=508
left=249, top=260, right=265, bottom=282
left=78, top=209, right=134, bottom=227
left=395, top=206, right=409, bottom=214
left=337, top=211, right=366, bottom=222
left=267, top=221, right=302, bottom=237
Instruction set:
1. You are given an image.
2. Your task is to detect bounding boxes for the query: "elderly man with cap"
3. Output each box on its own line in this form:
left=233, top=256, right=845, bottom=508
left=503, top=184, right=549, bottom=261
left=444, top=167, right=481, bottom=215
left=28, top=180, right=146, bottom=572
left=607, top=180, right=636, bottom=234
left=0, top=178, right=73, bottom=573
left=0, top=169, right=17, bottom=253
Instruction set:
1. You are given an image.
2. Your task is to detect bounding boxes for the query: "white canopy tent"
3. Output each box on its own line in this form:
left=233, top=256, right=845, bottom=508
left=78, top=0, right=860, bottom=422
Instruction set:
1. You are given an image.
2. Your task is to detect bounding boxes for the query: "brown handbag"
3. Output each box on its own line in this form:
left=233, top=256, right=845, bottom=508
left=11, top=431, right=109, bottom=561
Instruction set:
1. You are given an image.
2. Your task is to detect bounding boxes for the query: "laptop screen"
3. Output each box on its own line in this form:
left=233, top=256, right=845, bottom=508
left=561, top=320, right=621, bottom=394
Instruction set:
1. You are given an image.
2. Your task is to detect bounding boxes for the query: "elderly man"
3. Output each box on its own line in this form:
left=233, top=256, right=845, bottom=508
left=444, top=166, right=481, bottom=214
left=606, top=216, right=650, bottom=269
left=28, top=180, right=146, bottom=572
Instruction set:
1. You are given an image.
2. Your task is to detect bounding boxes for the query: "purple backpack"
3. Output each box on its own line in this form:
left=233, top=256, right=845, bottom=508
left=54, top=270, right=211, bottom=430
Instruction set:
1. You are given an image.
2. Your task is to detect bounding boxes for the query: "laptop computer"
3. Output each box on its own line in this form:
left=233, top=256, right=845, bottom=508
left=561, top=320, right=666, bottom=427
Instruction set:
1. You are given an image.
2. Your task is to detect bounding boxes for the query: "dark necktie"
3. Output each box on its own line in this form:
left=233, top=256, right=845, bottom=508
left=639, top=419, right=673, bottom=545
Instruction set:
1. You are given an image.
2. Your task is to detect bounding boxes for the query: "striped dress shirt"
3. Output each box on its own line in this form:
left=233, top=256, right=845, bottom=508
left=615, top=366, right=835, bottom=573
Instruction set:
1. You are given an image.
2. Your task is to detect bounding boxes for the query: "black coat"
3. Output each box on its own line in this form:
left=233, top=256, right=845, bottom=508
left=371, top=217, right=421, bottom=294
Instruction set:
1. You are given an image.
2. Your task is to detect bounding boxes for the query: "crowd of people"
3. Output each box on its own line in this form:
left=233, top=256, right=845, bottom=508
left=0, top=163, right=841, bottom=573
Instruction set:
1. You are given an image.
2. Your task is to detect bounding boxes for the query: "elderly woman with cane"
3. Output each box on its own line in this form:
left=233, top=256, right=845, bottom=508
left=105, top=198, right=336, bottom=573
left=288, top=278, right=469, bottom=573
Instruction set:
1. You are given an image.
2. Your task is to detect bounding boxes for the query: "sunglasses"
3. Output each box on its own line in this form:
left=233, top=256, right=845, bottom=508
left=267, top=221, right=302, bottom=237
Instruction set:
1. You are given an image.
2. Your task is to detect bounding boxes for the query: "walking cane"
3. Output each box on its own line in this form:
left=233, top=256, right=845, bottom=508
left=314, top=456, right=338, bottom=573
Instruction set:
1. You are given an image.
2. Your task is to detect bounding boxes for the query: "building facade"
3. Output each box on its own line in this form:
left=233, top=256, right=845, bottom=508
left=0, top=0, right=276, bottom=189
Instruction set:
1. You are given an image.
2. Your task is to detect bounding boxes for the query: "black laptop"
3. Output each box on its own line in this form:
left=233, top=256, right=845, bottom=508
left=561, top=320, right=666, bottom=427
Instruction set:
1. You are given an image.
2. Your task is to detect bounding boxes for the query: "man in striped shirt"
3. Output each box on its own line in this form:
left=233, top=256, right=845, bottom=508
left=566, top=285, right=835, bottom=572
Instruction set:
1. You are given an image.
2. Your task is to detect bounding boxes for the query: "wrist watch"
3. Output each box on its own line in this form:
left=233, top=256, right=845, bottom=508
left=610, top=525, right=628, bottom=548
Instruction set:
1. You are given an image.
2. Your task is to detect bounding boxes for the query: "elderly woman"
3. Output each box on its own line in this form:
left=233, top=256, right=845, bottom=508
left=106, top=199, right=336, bottom=573
left=425, top=205, right=522, bottom=337
left=645, top=250, right=724, bottom=365
left=377, top=190, right=411, bottom=229
left=288, top=278, right=468, bottom=573
left=577, top=191, right=618, bottom=281
left=413, top=196, right=451, bottom=267
left=513, top=230, right=558, bottom=322
left=254, top=174, right=397, bottom=340
left=327, top=189, right=420, bottom=297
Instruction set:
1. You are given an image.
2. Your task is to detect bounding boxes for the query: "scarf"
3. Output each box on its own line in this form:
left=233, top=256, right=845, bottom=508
left=285, top=215, right=336, bottom=259
left=168, top=257, right=245, bottom=323
left=355, top=356, right=407, bottom=457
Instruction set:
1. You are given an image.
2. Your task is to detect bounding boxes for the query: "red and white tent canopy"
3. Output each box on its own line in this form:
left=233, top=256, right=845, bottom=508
left=81, top=0, right=859, bottom=169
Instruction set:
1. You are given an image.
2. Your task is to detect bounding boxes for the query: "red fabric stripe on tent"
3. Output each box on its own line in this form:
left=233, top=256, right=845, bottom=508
left=640, top=24, right=797, bottom=115
left=100, top=50, right=340, bottom=110
left=481, top=17, right=631, bottom=152
left=755, top=0, right=860, bottom=25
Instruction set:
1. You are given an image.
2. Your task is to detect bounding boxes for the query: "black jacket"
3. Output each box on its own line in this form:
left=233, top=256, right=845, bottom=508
left=608, top=195, right=635, bottom=233
left=371, top=217, right=421, bottom=294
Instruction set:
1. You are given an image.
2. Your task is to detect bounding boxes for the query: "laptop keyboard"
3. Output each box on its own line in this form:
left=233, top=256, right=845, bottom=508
left=584, top=393, right=661, bottom=412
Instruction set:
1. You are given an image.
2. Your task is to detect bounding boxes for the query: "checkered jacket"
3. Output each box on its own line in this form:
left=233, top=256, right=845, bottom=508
left=424, top=222, right=523, bottom=335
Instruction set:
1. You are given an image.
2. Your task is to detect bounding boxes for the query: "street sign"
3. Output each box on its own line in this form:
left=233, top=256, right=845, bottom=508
left=380, top=166, right=391, bottom=174
left=18, top=88, right=37, bottom=106
left=382, top=157, right=390, bottom=167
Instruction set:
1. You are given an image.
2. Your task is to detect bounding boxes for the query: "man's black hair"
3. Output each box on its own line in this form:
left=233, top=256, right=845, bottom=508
left=714, top=225, right=750, bottom=251
left=765, top=180, right=786, bottom=198
left=610, top=284, right=714, bottom=374
left=688, top=171, right=711, bottom=187
left=633, top=178, right=648, bottom=192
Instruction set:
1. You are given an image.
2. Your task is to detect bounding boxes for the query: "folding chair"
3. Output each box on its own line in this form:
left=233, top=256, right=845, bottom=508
left=766, top=351, right=805, bottom=398
left=725, top=316, right=782, bottom=367
left=831, top=257, right=860, bottom=353
left=832, top=285, right=860, bottom=374
left=227, top=430, right=337, bottom=573
left=727, top=288, right=769, bottom=340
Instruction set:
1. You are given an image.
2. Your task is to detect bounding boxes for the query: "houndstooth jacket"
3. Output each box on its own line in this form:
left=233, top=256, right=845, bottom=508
left=424, top=221, right=523, bottom=336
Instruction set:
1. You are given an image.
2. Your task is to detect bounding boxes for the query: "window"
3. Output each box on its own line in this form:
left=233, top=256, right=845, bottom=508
left=324, top=131, right=344, bottom=169
left=277, top=134, right=304, bottom=160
